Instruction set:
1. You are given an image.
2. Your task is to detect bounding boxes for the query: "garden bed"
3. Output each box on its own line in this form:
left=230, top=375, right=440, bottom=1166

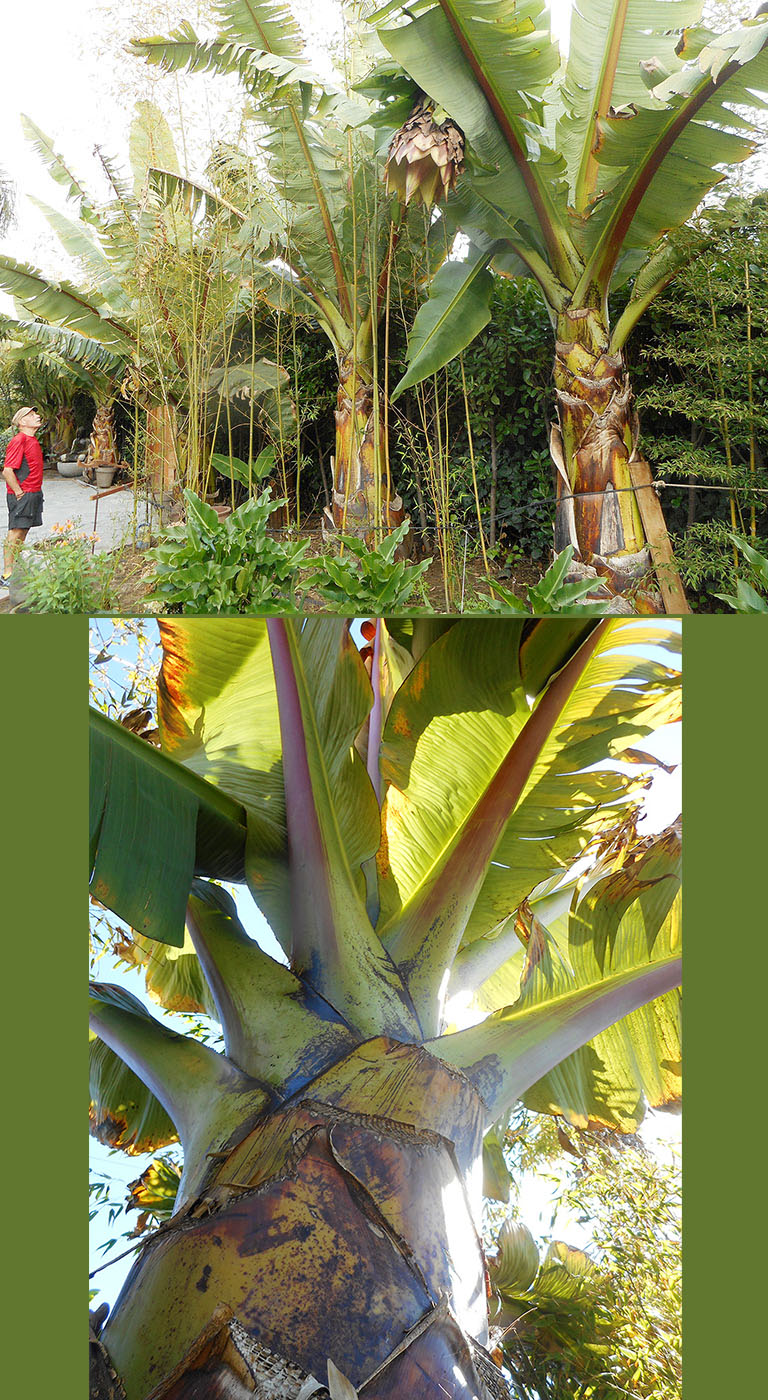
left=108, top=518, right=544, bottom=616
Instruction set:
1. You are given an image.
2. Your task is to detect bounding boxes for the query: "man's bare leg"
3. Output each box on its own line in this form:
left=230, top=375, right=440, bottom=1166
left=3, top=527, right=29, bottom=578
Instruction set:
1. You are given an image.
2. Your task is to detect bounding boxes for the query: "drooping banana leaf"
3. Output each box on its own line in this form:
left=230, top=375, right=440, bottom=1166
left=0, top=256, right=133, bottom=351
left=392, top=244, right=497, bottom=398
left=0, top=317, right=125, bottom=377
left=90, top=708, right=247, bottom=948
left=20, top=114, right=97, bottom=216
left=378, top=1, right=572, bottom=279
left=577, top=17, right=768, bottom=291
left=25, top=198, right=132, bottom=318
left=558, top=0, right=705, bottom=212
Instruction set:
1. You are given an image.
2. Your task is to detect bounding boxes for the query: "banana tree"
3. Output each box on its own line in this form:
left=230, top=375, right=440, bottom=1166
left=89, top=616, right=681, bottom=1399
left=131, top=0, right=446, bottom=541
left=0, top=109, right=289, bottom=500
left=373, top=1, right=768, bottom=579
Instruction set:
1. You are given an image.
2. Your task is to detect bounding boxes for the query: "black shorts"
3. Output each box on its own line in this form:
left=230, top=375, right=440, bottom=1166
left=7, top=490, right=43, bottom=529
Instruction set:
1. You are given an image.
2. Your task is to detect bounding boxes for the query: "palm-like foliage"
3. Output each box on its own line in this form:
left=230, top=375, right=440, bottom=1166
left=90, top=617, right=681, bottom=1399
left=131, top=0, right=442, bottom=538
left=0, top=109, right=289, bottom=497
left=374, top=1, right=768, bottom=567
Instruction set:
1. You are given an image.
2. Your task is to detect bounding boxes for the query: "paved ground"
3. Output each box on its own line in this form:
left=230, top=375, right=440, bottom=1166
left=0, top=466, right=161, bottom=610
left=1, top=466, right=152, bottom=555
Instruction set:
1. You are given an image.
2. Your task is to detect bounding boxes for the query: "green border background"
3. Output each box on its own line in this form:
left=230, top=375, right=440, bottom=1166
left=4, top=613, right=765, bottom=1397
left=683, top=615, right=766, bottom=1398
left=4, top=617, right=85, bottom=1398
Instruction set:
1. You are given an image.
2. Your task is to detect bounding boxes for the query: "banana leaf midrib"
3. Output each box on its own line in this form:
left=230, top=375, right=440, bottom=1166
left=579, top=46, right=759, bottom=296
left=435, top=0, right=575, bottom=281
left=572, top=0, right=631, bottom=212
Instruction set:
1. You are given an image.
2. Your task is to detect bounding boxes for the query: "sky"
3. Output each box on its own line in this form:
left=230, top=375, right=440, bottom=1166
left=3, top=0, right=764, bottom=324
left=0, top=0, right=573, bottom=308
left=88, top=617, right=681, bottom=1311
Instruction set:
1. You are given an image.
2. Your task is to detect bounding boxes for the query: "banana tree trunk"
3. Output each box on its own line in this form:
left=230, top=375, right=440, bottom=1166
left=146, top=400, right=181, bottom=505
left=325, top=358, right=405, bottom=543
left=551, top=308, right=648, bottom=572
left=98, top=1039, right=509, bottom=1400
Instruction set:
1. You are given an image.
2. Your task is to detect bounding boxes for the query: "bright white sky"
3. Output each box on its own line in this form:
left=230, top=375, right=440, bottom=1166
left=0, top=0, right=572, bottom=302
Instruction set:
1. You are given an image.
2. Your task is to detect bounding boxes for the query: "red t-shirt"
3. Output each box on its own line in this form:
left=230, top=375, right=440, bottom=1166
left=4, top=433, right=44, bottom=493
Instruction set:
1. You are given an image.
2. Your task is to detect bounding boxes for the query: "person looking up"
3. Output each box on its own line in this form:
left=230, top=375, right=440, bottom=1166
left=2, top=406, right=44, bottom=584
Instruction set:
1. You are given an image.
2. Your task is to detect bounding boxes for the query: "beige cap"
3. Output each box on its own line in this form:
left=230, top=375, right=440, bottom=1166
left=10, top=406, right=36, bottom=429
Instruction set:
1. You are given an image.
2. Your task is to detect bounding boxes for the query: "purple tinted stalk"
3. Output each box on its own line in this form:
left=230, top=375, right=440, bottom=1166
left=367, top=619, right=384, bottom=806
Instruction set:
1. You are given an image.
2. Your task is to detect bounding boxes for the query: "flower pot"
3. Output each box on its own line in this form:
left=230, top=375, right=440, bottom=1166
left=57, top=460, right=84, bottom=478
left=95, top=466, right=117, bottom=490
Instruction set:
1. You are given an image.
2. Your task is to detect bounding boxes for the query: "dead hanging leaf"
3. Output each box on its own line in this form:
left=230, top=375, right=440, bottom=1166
left=327, top=1359, right=359, bottom=1400
left=555, top=1123, right=582, bottom=1159
left=119, top=707, right=160, bottom=746
left=623, top=747, right=677, bottom=774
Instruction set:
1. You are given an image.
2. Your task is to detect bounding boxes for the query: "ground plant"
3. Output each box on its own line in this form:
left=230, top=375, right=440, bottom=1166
left=147, top=489, right=308, bottom=613
left=16, top=522, right=118, bottom=614
left=476, top=548, right=611, bottom=614
left=89, top=617, right=681, bottom=1399
left=305, top=521, right=431, bottom=612
left=488, top=1131, right=681, bottom=1399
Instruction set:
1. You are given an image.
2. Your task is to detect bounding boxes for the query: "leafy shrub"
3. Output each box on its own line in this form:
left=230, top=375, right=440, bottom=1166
left=209, top=445, right=275, bottom=493
left=148, top=489, right=308, bottom=614
left=14, top=521, right=117, bottom=613
left=305, top=522, right=431, bottom=612
left=714, top=534, right=768, bottom=612
left=475, top=547, right=610, bottom=615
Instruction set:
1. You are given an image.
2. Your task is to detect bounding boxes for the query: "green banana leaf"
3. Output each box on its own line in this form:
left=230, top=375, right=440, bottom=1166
left=377, top=620, right=679, bottom=977
left=431, top=824, right=681, bottom=1130
left=90, top=709, right=247, bottom=947
left=392, top=245, right=497, bottom=399
left=0, top=256, right=133, bottom=351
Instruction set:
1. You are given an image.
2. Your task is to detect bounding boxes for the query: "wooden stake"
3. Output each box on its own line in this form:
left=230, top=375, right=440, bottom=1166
left=629, top=458, right=691, bottom=615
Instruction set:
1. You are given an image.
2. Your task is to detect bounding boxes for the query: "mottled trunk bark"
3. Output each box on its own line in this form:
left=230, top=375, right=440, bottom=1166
left=99, top=1040, right=509, bottom=1400
left=551, top=309, right=647, bottom=566
left=325, top=360, right=404, bottom=543
left=146, top=401, right=181, bottom=505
